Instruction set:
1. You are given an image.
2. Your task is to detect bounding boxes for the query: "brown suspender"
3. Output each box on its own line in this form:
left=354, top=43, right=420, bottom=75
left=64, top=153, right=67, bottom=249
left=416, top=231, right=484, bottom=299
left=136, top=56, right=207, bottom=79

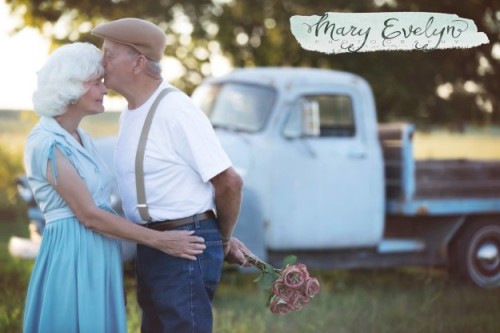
left=135, top=87, right=177, bottom=222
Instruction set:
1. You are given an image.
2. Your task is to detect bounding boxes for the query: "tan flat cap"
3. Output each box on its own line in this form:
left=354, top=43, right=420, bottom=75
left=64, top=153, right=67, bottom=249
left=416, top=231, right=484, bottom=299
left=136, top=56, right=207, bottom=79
left=92, top=18, right=166, bottom=62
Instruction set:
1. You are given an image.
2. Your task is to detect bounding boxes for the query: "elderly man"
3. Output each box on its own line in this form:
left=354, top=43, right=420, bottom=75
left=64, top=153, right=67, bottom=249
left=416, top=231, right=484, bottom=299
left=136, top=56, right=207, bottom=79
left=92, top=18, right=249, bottom=333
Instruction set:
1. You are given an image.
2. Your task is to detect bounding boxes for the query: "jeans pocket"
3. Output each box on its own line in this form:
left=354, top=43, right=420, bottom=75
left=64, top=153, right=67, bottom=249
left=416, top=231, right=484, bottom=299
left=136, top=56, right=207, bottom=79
left=196, top=226, right=224, bottom=299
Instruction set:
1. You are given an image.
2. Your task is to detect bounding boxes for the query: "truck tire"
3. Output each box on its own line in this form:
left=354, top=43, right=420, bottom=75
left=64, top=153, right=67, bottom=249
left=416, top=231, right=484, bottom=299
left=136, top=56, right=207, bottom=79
left=451, top=221, right=500, bottom=288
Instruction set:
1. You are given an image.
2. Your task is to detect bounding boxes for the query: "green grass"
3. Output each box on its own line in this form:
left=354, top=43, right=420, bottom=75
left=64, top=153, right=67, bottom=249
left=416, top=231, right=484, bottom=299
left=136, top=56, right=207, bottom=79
left=0, top=220, right=33, bottom=333
left=2, top=215, right=500, bottom=333
left=211, top=267, right=500, bottom=333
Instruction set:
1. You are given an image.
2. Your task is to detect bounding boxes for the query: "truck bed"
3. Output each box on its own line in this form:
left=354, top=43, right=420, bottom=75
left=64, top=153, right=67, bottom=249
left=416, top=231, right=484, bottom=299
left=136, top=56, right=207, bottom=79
left=414, top=159, right=500, bottom=198
left=379, top=123, right=500, bottom=215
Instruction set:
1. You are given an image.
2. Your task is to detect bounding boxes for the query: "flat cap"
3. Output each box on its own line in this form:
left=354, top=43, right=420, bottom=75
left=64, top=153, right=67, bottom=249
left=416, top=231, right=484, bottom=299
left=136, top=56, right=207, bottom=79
left=92, top=18, right=166, bottom=62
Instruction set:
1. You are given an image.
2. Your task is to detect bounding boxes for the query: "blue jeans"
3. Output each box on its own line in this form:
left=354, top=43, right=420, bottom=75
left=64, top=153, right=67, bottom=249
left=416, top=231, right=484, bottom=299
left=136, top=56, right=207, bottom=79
left=136, top=218, right=224, bottom=333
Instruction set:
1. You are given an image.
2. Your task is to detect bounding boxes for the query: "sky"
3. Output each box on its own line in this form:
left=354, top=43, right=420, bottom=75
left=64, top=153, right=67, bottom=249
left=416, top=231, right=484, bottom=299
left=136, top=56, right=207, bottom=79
left=0, top=0, right=129, bottom=111
left=0, top=0, right=233, bottom=111
left=0, top=0, right=50, bottom=110
left=0, top=1, right=181, bottom=111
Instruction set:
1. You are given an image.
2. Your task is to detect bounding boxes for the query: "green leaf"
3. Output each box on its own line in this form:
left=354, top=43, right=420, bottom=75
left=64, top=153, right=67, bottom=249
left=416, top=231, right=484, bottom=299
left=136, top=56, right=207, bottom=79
left=264, top=263, right=275, bottom=273
left=282, top=255, right=297, bottom=268
left=258, top=271, right=277, bottom=290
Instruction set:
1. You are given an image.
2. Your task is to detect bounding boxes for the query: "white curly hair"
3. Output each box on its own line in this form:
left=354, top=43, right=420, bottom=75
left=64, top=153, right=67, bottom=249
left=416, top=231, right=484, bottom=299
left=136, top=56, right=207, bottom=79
left=32, top=42, right=104, bottom=117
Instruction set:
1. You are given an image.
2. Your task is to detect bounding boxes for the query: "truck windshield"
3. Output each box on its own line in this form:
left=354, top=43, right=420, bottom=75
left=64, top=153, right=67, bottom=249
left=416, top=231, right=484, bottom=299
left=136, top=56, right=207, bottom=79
left=191, top=82, right=276, bottom=132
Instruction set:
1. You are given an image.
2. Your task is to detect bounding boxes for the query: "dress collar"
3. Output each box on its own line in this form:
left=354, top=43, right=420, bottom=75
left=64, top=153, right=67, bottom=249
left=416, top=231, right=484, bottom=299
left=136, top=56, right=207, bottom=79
left=39, top=116, right=94, bottom=160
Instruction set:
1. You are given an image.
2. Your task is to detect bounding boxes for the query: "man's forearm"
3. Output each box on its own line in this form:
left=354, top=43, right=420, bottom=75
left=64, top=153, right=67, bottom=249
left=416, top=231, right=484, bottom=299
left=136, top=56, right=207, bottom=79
left=215, top=183, right=242, bottom=239
left=211, top=167, right=243, bottom=240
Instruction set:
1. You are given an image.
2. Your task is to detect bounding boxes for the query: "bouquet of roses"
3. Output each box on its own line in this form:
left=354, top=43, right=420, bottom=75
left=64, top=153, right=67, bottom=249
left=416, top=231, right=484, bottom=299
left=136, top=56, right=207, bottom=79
left=244, top=254, right=320, bottom=315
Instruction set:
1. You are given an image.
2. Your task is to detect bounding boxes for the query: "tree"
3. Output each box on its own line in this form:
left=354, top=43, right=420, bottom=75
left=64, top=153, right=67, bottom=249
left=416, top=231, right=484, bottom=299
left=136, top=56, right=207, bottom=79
left=208, top=0, right=500, bottom=128
left=6, top=0, right=223, bottom=91
left=6, top=0, right=500, bottom=128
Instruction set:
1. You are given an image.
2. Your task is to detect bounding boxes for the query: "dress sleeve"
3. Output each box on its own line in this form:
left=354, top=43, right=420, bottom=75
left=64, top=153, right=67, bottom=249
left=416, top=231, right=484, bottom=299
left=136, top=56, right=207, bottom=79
left=25, top=137, right=76, bottom=186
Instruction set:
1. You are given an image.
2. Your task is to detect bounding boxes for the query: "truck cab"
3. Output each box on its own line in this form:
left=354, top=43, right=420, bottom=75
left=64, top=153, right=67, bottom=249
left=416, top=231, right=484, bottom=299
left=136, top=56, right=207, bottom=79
left=192, top=67, right=385, bottom=255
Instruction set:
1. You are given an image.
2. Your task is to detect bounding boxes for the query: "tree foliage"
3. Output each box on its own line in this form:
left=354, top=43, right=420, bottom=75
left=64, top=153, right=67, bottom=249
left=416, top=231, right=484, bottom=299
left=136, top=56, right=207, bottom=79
left=6, top=0, right=500, bottom=128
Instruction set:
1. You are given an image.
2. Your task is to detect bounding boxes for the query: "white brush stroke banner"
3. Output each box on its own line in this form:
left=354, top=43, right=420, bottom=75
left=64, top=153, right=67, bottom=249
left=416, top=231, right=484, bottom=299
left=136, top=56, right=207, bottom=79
left=290, top=12, right=489, bottom=53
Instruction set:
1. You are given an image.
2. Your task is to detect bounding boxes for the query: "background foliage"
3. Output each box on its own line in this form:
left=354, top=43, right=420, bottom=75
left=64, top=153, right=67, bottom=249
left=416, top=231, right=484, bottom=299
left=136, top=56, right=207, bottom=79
left=4, top=0, right=500, bottom=128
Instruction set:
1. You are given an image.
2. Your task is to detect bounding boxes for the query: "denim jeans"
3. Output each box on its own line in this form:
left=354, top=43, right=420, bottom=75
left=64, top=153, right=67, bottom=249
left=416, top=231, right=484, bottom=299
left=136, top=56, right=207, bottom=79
left=136, top=217, right=224, bottom=333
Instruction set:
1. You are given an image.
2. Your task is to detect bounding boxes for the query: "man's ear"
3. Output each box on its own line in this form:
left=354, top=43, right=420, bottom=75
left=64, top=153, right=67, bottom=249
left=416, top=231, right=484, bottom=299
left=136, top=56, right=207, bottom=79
left=133, top=55, right=147, bottom=73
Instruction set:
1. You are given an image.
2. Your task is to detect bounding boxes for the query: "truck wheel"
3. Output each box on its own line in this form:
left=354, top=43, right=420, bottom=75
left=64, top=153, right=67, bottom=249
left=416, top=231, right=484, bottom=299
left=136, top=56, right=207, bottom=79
left=452, top=222, right=500, bottom=288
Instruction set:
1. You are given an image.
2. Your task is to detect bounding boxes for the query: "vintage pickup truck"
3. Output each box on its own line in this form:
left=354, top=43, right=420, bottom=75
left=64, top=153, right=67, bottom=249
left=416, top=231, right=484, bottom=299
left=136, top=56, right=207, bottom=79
left=190, top=67, right=500, bottom=288
left=12, top=67, right=500, bottom=288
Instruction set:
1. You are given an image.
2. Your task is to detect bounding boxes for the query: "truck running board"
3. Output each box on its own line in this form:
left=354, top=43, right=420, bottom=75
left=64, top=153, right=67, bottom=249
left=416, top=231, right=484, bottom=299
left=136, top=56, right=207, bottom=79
left=377, top=239, right=426, bottom=253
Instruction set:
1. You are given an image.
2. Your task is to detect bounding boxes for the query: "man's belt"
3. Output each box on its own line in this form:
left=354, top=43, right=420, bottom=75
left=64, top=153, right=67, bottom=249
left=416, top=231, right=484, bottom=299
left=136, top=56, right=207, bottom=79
left=145, top=210, right=216, bottom=231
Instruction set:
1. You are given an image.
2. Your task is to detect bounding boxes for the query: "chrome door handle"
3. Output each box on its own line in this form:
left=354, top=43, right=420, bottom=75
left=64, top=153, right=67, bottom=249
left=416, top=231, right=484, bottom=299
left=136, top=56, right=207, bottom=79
left=348, top=151, right=366, bottom=159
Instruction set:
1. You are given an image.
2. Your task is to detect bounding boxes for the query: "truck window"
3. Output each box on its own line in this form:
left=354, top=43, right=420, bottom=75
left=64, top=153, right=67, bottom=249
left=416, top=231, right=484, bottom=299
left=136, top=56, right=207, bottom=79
left=313, top=95, right=355, bottom=137
left=191, top=82, right=276, bottom=132
left=283, top=95, right=356, bottom=138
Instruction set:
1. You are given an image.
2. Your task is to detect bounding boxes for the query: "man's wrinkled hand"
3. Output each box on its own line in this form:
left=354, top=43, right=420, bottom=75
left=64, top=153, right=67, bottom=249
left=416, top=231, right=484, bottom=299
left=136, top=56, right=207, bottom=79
left=223, top=237, right=253, bottom=266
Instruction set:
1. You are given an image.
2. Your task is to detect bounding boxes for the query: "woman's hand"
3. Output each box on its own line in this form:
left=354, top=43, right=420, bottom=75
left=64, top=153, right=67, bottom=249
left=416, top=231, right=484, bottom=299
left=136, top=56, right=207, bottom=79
left=152, top=230, right=206, bottom=260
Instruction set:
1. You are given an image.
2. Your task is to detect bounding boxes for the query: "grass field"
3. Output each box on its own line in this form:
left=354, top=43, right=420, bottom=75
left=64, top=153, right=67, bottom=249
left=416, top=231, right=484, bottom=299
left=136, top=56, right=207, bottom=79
left=3, top=110, right=500, bottom=159
left=2, top=110, right=500, bottom=332
left=414, top=130, right=500, bottom=160
left=2, top=220, right=500, bottom=333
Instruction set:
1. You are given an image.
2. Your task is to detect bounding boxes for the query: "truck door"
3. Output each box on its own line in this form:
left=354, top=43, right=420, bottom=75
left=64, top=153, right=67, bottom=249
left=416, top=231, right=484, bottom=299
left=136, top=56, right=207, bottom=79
left=267, top=88, right=384, bottom=250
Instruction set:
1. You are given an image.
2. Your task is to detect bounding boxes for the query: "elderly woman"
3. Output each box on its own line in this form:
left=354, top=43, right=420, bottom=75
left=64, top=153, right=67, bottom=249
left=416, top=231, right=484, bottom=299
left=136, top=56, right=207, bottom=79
left=22, top=42, right=206, bottom=333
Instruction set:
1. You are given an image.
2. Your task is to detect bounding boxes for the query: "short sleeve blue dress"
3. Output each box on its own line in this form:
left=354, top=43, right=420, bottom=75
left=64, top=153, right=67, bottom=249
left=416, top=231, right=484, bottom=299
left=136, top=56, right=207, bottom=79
left=22, top=116, right=127, bottom=333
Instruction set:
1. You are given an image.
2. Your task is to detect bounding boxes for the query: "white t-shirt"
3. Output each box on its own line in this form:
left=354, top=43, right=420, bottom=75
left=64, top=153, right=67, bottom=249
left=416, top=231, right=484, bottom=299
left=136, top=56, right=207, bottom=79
left=114, top=82, right=232, bottom=224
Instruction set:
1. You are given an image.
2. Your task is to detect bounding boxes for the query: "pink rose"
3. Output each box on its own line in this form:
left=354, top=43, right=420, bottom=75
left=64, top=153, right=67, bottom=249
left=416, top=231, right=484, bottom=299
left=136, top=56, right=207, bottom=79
left=272, top=279, right=295, bottom=302
left=290, top=291, right=310, bottom=311
left=282, top=264, right=308, bottom=289
left=245, top=254, right=320, bottom=315
left=304, top=277, right=320, bottom=298
left=269, top=295, right=294, bottom=315
left=295, top=263, right=310, bottom=279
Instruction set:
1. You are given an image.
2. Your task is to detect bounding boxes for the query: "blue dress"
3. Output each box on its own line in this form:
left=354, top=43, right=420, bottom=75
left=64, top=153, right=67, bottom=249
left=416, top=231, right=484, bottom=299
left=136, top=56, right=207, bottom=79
left=23, top=116, right=127, bottom=333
